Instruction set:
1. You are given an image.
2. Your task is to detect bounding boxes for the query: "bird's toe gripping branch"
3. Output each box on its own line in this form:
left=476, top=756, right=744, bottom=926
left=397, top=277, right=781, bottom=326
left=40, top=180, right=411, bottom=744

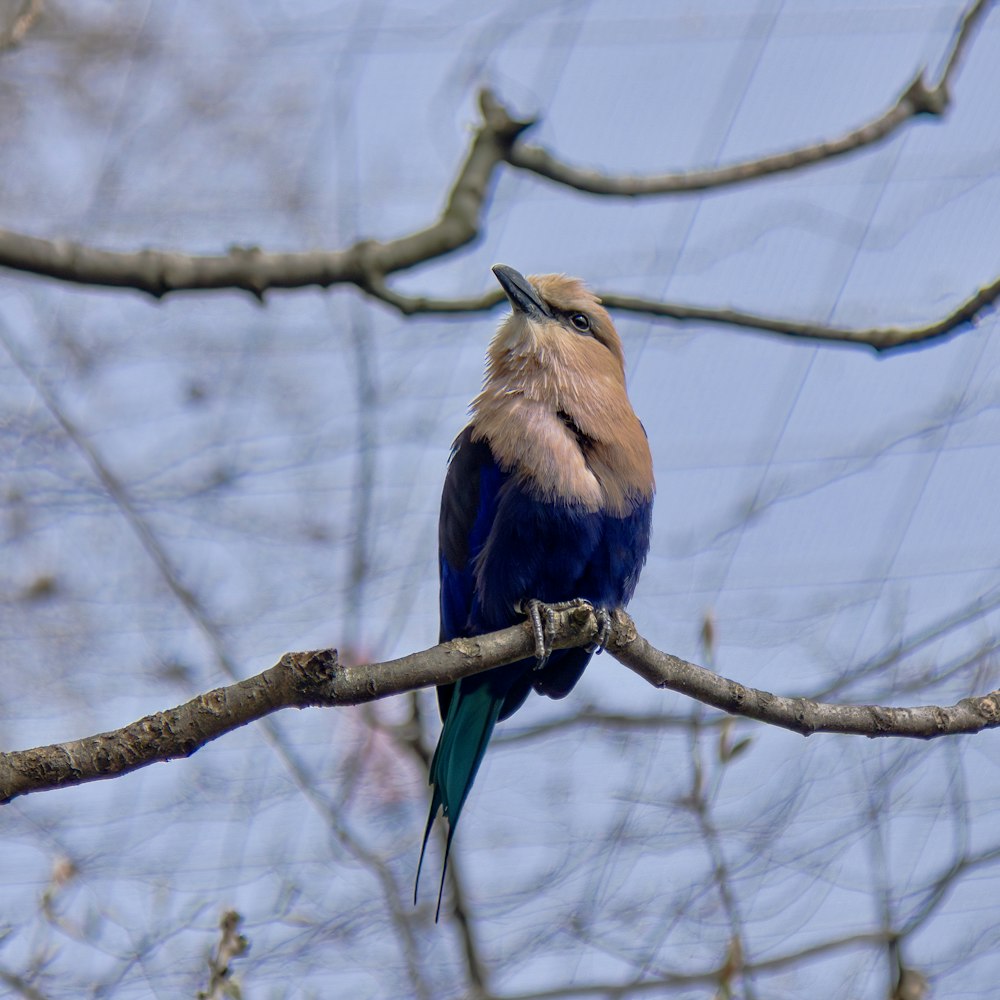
left=522, top=598, right=600, bottom=668
left=523, top=598, right=553, bottom=669
left=587, top=607, right=613, bottom=655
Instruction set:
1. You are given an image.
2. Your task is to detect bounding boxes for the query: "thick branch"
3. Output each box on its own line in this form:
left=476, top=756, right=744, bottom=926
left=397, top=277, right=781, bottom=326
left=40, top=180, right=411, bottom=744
left=0, top=609, right=581, bottom=803
left=0, top=91, right=532, bottom=299
left=4, top=606, right=1000, bottom=804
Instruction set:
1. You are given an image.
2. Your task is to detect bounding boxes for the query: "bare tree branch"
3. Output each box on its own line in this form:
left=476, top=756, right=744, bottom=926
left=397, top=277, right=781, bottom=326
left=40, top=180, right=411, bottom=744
left=0, top=90, right=531, bottom=299
left=1, top=163, right=994, bottom=353
left=610, top=614, right=1000, bottom=738
left=507, top=74, right=936, bottom=198
left=502, top=0, right=992, bottom=196
left=0, top=610, right=577, bottom=804
left=0, top=0, right=993, bottom=352
left=3, top=149, right=993, bottom=353
left=5, top=606, right=1000, bottom=804
left=601, top=275, right=1000, bottom=352
left=377, top=274, right=1000, bottom=353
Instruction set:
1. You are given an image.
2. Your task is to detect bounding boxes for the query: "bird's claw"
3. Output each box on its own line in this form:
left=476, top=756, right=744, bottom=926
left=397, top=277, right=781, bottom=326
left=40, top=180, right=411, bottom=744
left=587, top=608, right=612, bottom=654
left=522, top=598, right=599, bottom=669
left=524, top=598, right=555, bottom=669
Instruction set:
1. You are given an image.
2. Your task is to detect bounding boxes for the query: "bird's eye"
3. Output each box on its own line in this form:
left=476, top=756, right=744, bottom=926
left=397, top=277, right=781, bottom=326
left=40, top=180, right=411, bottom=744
left=569, top=313, right=591, bottom=333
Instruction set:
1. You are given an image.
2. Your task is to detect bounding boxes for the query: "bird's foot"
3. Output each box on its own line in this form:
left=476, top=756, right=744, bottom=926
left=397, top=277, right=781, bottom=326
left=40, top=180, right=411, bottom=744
left=523, top=598, right=555, bottom=670
left=521, top=598, right=593, bottom=670
left=587, top=608, right=612, bottom=655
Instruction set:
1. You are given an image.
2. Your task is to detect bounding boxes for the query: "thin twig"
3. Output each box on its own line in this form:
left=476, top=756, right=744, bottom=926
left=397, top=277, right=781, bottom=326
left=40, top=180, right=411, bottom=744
left=495, top=707, right=727, bottom=744
left=373, top=273, right=1000, bottom=353
left=685, top=722, right=754, bottom=1000
left=601, top=275, right=1000, bottom=352
left=0, top=968, right=50, bottom=1000
left=491, top=930, right=890, bottom=1000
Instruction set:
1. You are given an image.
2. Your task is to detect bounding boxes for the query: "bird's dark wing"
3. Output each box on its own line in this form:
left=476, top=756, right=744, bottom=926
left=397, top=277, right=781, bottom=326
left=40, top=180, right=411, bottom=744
left=437, top=425, right=505, bottom=719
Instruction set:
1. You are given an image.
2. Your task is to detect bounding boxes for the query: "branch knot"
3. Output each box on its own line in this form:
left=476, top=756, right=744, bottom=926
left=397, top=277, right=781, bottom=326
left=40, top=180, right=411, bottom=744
left=901, top=73, right=949, bottom=117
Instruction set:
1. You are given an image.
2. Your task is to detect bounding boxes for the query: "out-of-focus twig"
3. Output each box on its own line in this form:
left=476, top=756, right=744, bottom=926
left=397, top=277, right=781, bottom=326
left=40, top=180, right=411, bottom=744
left=0, top=0, right=43, bottom=53
left=197, top=911, right=248, bottom=1000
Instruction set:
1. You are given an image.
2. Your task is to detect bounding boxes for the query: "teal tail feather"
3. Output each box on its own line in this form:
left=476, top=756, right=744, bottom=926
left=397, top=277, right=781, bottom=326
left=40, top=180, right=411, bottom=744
left=415, top=679, right=504, bottom=921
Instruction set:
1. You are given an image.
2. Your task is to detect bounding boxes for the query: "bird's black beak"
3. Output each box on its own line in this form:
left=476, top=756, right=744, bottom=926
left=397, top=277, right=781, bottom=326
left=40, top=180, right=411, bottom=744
left=492, top=264, right=552, bottom=319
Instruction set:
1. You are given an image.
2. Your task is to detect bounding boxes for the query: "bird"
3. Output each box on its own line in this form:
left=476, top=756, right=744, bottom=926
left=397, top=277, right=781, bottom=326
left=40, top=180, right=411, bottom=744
left=416, top=264, right=654, bottom=917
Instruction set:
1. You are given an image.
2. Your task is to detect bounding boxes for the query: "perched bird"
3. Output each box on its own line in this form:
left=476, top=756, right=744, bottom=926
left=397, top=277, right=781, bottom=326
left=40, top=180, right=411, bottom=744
left=417, top=264, right=654, bottom=916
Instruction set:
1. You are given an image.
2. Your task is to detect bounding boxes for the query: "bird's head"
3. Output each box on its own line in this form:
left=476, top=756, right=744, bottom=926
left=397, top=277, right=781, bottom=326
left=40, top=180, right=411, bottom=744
left=488, top=264, right=626, bottom=383
left=473, top=265, right=652, bottom=510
